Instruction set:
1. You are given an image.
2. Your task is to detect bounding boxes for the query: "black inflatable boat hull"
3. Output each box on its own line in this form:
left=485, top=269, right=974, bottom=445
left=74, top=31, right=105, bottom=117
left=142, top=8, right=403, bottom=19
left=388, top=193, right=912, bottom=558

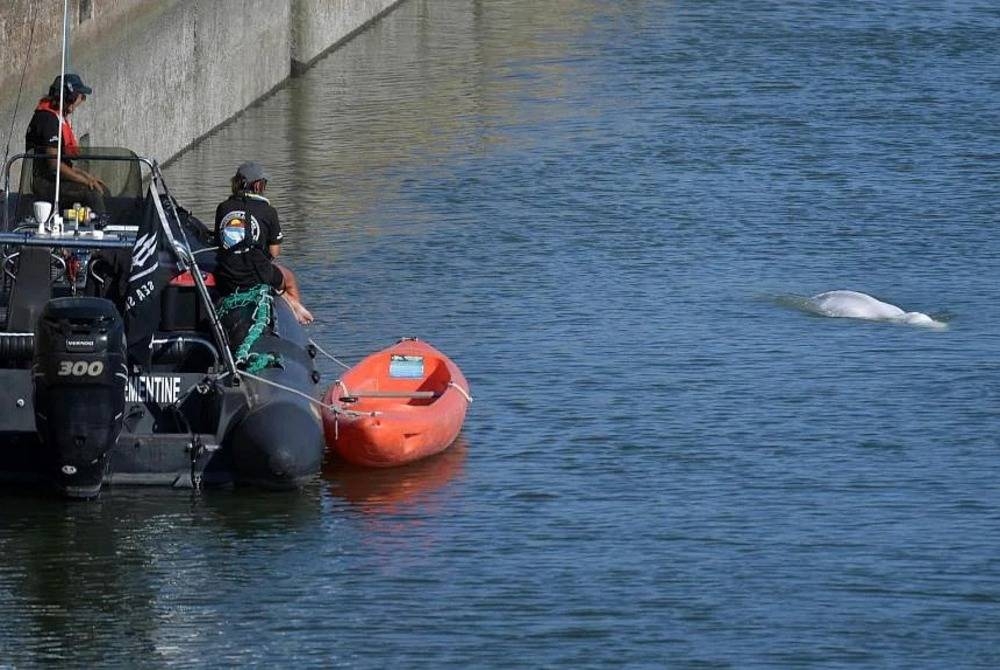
left=0, top=300, right=323, bottom=493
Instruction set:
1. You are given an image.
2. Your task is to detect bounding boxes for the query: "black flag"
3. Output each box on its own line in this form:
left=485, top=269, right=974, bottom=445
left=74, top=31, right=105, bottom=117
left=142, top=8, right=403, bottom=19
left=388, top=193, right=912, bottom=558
left=123, top=189, right=180, bottom=368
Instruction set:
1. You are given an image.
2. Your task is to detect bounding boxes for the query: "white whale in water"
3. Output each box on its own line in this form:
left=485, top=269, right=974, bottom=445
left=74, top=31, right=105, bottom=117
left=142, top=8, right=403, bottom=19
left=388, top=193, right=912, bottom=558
left=810, top=290, right=945, bottom=328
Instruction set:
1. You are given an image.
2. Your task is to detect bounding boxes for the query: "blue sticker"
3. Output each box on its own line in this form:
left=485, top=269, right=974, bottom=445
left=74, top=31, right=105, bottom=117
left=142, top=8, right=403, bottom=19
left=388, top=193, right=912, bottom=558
left=222, top=220, right=246, bottom=249
left=389, top=355, right=424, bottom=379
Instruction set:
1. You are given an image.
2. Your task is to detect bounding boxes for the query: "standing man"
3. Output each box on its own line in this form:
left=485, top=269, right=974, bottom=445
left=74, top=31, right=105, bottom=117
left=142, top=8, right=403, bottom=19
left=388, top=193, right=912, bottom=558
left=24, top=73, right=109, bottom=213
left=214, top=162, right=313, bottom=325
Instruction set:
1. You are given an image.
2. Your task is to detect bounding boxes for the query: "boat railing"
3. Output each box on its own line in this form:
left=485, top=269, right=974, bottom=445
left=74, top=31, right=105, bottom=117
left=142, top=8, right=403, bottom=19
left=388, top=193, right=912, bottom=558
left=2, top=249, right=69, bottom=282
left=2, top=150, right=153, bottom=233
left=151, top=335, right=221, bottom=371
left=1, top=150, right=239, bottom=377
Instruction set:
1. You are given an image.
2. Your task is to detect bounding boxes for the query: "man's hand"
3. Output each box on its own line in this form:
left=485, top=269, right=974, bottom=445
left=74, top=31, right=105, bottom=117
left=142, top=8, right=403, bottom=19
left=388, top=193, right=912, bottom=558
left=84, top=173, right=107, bottom=191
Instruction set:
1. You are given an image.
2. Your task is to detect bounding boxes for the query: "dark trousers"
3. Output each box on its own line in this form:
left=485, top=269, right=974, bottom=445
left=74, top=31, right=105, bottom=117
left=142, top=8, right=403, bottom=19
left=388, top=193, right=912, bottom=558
left=33, top=178, right=109, bottom=214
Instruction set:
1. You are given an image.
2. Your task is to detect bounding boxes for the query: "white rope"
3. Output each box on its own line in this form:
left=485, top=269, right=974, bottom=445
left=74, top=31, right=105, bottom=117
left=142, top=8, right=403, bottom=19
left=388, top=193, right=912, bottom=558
left=236, top=369, right=374, bottom=418
left=53, top=0, right=69, bottom=219
left=236, top=342, right=469, bottom=423
left=308, top=337, right=352, bottom=370
left=449, top=381, right=474, bottom=404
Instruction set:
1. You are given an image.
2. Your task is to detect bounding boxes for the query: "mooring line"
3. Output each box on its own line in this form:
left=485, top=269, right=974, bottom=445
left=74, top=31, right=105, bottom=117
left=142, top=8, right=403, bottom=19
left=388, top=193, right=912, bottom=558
left=235, top=369, right=375, bottom=418
left=448, top=381, right=474, bottom=404
left=308, top=338, right=353, bottom=370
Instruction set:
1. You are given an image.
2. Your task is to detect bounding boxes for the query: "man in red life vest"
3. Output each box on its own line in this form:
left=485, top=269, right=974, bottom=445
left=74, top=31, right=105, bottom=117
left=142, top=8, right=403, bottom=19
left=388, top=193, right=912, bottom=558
left=24, top=73, right=109, bottom=213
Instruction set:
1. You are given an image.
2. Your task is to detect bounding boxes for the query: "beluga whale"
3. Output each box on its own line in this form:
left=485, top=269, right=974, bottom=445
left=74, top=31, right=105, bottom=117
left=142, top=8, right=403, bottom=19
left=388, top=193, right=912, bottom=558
left=809, top=290, right=946, bottom=328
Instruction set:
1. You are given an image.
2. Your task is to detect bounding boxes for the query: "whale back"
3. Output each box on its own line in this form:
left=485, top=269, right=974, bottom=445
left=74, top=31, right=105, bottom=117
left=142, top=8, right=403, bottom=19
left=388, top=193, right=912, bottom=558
left=807, top=290, right=945, bottom=328
left=811, top=290, right=904, bottom=320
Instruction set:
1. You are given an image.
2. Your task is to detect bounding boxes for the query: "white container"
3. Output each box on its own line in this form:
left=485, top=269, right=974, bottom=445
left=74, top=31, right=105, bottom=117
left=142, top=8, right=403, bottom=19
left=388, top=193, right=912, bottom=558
left=33, top=201, right=52, bottom=225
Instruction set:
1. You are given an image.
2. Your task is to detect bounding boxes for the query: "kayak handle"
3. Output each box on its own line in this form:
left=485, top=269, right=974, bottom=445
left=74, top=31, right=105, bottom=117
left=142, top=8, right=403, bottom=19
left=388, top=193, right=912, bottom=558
left=339, top=390, right=440, bottom=402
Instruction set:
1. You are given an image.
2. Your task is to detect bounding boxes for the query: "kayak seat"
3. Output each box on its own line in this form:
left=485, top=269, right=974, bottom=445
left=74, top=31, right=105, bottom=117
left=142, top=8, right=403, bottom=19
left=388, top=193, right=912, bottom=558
left=380, top=355, right=451, bottom=406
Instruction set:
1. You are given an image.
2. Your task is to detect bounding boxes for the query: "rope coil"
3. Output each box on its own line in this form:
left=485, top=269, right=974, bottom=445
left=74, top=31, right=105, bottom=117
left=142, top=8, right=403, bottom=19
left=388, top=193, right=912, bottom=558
left=216, top=284, right=281, bottom=373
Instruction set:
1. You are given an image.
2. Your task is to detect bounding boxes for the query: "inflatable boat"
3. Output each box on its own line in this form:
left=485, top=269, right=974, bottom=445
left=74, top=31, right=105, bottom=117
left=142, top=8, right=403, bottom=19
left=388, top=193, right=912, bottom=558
left=321, top=338, right=471, bottom=467
left=0, top=148, right=324, bottom=497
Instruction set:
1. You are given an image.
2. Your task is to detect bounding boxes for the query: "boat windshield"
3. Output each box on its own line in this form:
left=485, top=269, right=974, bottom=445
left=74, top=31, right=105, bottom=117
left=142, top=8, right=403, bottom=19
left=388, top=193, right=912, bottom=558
left=3, top=147, right=148, bottom=232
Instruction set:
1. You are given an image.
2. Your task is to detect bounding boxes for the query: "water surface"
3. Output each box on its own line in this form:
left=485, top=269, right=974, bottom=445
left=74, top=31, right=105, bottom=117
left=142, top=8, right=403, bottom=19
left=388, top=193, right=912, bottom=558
left=3, top=0, right=1000, bottom=666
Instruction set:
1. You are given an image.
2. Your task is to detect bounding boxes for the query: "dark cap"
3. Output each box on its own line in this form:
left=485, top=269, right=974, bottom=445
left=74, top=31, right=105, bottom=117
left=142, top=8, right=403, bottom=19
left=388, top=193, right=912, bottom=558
left=49, top=73, right=93, bottom=98
left=236, top=161, right=269, bottom=183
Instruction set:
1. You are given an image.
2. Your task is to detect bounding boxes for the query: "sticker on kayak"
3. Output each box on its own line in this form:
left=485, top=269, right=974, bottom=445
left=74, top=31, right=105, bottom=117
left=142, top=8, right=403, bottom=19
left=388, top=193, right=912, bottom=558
left=389, top=354, right=424, bottom=379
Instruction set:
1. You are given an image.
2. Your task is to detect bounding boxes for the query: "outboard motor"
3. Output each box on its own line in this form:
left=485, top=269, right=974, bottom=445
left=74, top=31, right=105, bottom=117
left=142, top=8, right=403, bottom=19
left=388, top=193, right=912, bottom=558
left=33, top=297, right=126, bottom=498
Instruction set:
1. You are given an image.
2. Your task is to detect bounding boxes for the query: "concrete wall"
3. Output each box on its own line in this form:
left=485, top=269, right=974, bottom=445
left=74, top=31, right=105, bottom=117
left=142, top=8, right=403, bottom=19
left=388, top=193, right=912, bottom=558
left=292, top=0, right=402, bottom=72
left=0, top=0, right=404, bottom=174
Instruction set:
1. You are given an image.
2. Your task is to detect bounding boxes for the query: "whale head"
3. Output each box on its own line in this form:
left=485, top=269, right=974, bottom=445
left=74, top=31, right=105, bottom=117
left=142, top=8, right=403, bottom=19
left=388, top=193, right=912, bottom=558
left=899, top=311, right=947, bottom=329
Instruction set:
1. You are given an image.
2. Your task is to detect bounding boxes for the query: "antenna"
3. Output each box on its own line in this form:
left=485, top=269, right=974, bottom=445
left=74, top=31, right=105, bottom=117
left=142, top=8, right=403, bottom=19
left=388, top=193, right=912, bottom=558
left=52, top=0, right=70, bottom=222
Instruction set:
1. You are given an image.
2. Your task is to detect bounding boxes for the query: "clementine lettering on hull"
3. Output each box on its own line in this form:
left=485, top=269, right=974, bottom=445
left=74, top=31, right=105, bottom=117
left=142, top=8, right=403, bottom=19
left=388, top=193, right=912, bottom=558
left=125, top=376, right=182, bottom=404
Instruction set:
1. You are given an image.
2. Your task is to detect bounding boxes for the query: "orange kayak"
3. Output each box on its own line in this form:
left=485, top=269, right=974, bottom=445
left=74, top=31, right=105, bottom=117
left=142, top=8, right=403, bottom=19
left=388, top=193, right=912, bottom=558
left=321, top=339, right=471, bottom=467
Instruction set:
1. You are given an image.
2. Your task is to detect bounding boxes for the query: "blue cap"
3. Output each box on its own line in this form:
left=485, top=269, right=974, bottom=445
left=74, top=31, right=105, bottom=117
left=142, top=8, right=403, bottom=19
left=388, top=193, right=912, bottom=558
left=236, top=161, right=269, bottom=183
left=49, top=73, right=93, bottom=98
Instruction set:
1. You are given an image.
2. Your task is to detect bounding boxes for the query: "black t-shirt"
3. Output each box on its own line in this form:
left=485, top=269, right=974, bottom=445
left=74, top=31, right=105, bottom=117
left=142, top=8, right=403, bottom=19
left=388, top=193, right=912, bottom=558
left=214, top=193, right=284, bottom=293
left=24, top=107, right=66, bottom=180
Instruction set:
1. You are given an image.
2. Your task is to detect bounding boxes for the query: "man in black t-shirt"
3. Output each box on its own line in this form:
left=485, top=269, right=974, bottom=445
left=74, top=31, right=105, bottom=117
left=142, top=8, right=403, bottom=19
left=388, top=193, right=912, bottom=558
left=214, top=162, right=313, bottom=324
left=24, top=73, right=109, bottom=212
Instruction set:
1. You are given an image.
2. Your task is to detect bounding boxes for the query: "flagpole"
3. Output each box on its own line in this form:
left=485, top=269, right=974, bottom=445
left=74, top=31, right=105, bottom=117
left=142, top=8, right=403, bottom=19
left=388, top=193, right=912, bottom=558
left=52, top=0, right=70, bottom=223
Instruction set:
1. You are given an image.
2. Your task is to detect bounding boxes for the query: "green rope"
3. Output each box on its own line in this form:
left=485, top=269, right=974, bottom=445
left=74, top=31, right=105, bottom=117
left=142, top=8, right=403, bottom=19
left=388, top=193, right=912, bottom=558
left=217, top=284, right=281, bottom=373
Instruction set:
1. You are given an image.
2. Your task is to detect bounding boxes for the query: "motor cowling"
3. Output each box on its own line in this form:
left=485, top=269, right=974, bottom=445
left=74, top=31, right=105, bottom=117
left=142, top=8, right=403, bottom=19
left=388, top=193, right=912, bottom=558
left=33, top=297, right=126, bottom=498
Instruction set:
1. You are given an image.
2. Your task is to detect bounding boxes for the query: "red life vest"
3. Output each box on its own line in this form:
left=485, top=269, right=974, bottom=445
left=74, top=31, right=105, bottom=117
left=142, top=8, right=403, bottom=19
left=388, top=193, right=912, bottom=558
left=34, top=98, right=80, bottom=158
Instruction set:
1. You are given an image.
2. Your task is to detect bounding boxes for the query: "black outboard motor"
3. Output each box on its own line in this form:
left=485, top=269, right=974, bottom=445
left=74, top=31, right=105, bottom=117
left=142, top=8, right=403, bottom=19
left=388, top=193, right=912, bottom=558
left=33, top=297, right=126, bottom=498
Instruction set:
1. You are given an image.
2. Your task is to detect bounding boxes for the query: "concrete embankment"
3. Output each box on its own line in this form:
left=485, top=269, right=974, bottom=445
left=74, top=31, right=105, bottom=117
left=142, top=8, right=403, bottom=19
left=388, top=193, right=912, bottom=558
left=0, top=0, right=404, bottom=169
